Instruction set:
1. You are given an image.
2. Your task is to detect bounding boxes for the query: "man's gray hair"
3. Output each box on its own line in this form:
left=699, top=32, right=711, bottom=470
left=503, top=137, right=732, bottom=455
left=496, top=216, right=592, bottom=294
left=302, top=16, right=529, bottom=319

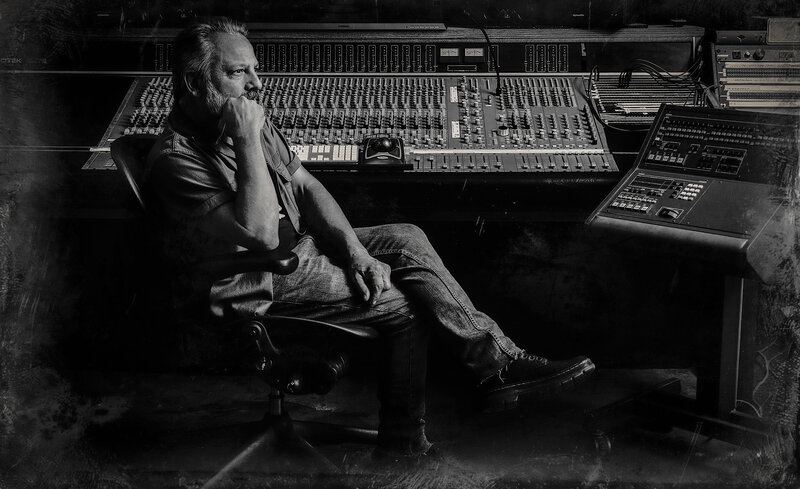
left=172, top=17, right=248, bottom=104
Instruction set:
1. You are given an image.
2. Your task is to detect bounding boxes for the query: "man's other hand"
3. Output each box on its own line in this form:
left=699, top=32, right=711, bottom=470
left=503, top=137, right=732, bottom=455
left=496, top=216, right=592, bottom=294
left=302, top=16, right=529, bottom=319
left=221, top=96, right=265, bottom=142
left=348, top=253, right=392, bottom=306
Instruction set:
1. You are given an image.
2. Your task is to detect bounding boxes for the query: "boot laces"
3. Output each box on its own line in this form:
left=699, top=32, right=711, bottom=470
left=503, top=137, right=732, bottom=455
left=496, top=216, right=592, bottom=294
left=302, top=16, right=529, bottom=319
left=517, top=351, right=549, bottom=365
left=496, top=351, right=549, bottom=383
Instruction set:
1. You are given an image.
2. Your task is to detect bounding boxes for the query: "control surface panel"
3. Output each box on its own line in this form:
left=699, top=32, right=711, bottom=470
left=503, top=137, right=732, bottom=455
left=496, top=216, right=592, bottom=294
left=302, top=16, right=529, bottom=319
left=85, top=75, right=618, bottom=177
left=587, top=104, right=797, bottom=278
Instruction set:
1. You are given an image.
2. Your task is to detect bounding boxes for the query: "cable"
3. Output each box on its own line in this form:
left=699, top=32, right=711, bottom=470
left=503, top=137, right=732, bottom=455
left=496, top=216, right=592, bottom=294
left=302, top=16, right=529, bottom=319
left=463, top=10, right=502, bottom=96
left=617, top=34, right=707, bottom=90
left=617, top=51, right=705, bottom=91
left=588, top=44, right=710, bottom=131
left=584, top=65, right=650, bottom=133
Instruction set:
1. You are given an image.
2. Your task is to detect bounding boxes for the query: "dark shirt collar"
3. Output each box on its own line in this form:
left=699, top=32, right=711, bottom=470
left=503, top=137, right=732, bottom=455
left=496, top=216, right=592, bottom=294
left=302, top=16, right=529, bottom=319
left=169, top=103, right=238, bottom=159
left=168, top=102, right=224, bottom=145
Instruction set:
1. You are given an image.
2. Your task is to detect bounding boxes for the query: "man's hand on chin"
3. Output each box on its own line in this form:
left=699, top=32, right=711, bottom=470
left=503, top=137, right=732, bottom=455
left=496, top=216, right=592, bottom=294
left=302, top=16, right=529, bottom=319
left=221, top=95, right=265, bottom=143
left=348, top=252, right=392, bottom=306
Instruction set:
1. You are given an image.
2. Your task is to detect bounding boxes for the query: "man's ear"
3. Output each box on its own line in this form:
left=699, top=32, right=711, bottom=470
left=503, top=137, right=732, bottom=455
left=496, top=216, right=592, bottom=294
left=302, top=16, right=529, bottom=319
left=183, top=73, right=202, bottom=97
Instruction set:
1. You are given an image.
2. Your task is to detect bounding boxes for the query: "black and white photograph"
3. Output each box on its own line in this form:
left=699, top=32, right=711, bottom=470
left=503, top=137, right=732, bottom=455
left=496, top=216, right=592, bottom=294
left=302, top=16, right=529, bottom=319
left=1, top=1, right=799, bottom=487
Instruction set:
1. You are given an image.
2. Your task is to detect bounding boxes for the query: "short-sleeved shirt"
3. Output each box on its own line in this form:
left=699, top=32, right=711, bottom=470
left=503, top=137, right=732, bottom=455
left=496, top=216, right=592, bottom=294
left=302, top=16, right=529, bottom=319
left=145, top=105, right=304, bottom=317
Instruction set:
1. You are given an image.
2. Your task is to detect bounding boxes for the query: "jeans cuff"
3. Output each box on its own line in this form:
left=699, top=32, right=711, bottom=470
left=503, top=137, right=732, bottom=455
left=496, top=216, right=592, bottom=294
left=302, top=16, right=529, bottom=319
left=476, top=350, right=519, bottom=386
left=377, top=421, right=430, bottom=455
left=376, top=431, right=432, bottom=456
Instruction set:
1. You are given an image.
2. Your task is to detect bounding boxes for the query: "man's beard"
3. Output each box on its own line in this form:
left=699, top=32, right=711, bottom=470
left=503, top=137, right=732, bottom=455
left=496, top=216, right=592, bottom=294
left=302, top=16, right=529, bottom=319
left=203, top=80, right=260, bottom=116
left=203, top=80, right=227, bottom=117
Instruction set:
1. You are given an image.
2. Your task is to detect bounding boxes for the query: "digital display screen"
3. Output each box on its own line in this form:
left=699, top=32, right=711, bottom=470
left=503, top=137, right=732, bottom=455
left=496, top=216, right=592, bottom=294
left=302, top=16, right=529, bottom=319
left=464, top=48, right=484, bottom=57
left=440, top=48, right=459, bottom=58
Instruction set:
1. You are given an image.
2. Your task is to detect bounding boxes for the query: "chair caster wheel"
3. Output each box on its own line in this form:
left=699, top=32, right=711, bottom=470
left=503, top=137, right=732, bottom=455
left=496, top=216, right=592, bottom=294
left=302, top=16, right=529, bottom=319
left=592, top=431, right=612, bottom=455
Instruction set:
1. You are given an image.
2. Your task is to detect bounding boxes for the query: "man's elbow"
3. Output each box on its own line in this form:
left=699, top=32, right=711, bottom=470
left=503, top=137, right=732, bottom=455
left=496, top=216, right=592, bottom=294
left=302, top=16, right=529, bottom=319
left=248, top=229, right=280, bottom=251
left=240, top=221, right=280, bottom=251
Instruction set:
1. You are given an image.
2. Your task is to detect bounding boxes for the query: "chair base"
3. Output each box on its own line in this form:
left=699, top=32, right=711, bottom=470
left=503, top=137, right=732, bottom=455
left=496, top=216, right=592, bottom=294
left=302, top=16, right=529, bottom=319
left=201, top=390, right=378, bottom=488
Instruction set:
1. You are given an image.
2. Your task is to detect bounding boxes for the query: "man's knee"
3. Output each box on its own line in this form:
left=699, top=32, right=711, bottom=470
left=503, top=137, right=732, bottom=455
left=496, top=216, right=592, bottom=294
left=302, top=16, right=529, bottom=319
left=382, top=223, right=433, bottom=252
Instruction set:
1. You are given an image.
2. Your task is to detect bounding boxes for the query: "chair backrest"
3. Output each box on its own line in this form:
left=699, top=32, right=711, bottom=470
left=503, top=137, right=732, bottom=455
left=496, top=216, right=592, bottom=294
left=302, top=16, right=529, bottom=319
left=108, top=134, right=378, bottom=391
left=110, top=134, right=160, bottom=213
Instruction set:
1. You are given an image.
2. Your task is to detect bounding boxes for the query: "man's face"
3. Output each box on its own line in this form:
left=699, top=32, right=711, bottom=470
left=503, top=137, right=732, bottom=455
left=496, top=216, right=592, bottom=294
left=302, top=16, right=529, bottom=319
left=202, top=32, right=262, bottom=116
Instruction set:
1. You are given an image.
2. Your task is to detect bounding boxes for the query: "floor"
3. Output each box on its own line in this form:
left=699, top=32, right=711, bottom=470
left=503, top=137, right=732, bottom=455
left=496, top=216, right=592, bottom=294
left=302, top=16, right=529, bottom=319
left=7, top=365, right=786, bottom=489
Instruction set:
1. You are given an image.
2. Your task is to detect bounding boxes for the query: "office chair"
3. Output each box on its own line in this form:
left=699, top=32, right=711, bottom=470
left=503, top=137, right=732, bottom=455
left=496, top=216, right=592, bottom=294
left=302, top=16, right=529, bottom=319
left=110, top=134, right=379, bottom=477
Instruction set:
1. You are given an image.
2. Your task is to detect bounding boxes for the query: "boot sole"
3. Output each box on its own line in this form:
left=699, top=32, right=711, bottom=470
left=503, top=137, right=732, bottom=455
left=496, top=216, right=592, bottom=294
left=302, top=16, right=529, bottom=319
left=481, top=358, right=596, bottom=413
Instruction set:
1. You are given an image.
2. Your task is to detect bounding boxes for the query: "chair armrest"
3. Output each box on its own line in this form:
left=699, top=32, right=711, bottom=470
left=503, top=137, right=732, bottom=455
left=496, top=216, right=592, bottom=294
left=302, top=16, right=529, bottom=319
left=194, top=249, right=299, bottom=283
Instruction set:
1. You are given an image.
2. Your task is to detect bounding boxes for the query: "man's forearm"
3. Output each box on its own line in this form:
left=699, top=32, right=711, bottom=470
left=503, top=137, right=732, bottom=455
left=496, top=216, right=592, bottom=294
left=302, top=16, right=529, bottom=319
left=295, top=171, right=391, bottom=305
left=217, top=96, right=282, bottom=250
left=301, top=179, right=368, bottom=261
left=234, top=138, right=282, bottom=248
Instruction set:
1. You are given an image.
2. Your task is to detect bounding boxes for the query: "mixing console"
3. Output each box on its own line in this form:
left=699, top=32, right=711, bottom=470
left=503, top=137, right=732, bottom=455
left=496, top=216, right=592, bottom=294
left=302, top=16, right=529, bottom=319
left=587, top=104, right=797, bottom=280
left=85, top=75, right=618, bottom=175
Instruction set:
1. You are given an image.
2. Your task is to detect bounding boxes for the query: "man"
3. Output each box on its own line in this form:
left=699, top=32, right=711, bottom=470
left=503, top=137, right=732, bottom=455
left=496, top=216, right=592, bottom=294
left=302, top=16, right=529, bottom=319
left=146, top=17, right=595, bottom=459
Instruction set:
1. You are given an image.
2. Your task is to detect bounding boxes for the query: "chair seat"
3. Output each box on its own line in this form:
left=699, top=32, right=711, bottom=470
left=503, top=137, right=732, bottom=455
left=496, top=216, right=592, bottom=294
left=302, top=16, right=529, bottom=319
left=230, top=315, right=378, bottom=395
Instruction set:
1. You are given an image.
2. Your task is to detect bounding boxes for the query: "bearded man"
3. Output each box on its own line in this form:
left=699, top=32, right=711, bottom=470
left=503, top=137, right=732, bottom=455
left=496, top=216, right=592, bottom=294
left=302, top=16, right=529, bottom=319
left=145, top=17, right=595, bottom=459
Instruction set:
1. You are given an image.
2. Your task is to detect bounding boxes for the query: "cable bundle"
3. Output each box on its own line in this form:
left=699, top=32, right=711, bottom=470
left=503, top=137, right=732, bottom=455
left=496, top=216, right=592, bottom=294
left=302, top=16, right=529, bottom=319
left=616, top=57, right=703, bottom=90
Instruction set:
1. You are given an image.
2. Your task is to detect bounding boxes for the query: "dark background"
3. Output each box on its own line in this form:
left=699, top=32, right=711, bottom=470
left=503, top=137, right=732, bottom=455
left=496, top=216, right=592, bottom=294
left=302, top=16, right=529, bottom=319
left=0, top=0, right=798, bottom=486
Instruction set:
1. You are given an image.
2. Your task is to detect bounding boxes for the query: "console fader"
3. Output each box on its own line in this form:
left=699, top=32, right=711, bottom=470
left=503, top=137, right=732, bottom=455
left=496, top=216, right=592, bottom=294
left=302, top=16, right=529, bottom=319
left=85, top=75, right=618, bottom=176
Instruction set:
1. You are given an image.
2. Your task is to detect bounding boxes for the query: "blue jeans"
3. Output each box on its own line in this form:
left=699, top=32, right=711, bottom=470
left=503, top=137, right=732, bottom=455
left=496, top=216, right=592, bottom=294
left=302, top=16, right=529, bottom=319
left=270, top=223, right=523, bottom=452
